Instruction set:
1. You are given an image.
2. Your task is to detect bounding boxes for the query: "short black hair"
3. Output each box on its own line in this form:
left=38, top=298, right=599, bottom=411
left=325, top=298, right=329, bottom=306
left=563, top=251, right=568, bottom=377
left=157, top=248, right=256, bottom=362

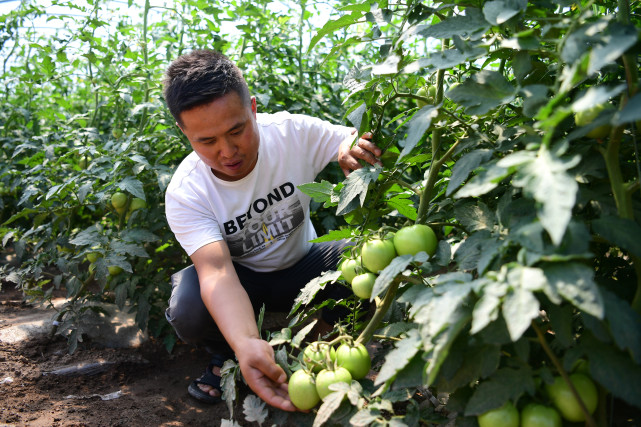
left=162, top=50, right=251, bottom=127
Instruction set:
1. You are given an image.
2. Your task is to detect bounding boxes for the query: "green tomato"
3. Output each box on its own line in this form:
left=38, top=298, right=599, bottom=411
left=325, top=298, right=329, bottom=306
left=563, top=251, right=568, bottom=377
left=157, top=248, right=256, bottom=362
left=112, top=128, right=123, bottom=139
left=546, top=373, right=598, bottom=422
left=303, top=342, right=336, bottom=373
left=288, top=369, right=320, bottom=410
left=521, top=403, right=562, bottom=427
left=351, top=272, right=377, bottom=300
left=111, top=192, right=128, bottom=209
left=477, top=401, right=519, bottom=427
left=575, top=103, right=612, bottom=139
left=393, top=224, right=438, bottom=257
left=340, top=257, right=361, bottom=284
left=315, top=367, right=352, bottom=400
left=129, top=197, right=146, bottom=211
left=416, top=85, right=436, bottom=108
left=108, top=265, right=123, bottom=276
left=361, top=237, right=396, bottom=273
left=86, top=252, right=102, bottom=263
left=335, top=342, right=371, bottom=380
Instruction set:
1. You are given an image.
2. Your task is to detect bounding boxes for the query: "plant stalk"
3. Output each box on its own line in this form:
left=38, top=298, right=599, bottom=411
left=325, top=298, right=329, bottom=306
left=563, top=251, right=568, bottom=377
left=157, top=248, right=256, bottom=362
left=355, top=280, right=400, bottom=345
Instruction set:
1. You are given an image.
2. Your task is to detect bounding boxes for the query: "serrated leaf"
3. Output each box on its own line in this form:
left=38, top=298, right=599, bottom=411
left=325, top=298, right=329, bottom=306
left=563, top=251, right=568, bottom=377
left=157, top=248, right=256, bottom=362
left=310, top=228, right=353, bottom=243
left=502, top=286, right=540, bottom=342
left=69, top=225, right=104, bottom=246
left=614, top=92, right=641, bottom=125
left=513, top=148, right=579, bottom=245
left=409, top=8, right=489, bottom=41
left=110, top=240, right=148, bottom=257
left=588, top=23, right=638, bottom=76
left=299, top=180, right=335, bottom=204
left=268, top=328, right=292, bottom=346
left=337, top=166, right=380, bottom=215
left=314, top=388, right=348, bottom=427
left=289, top=270, right=341, bottom=316
left=308, top=10, right=365, bottom=53
left=372, top=53, right=401, bottom=75
left=445, top=70, right=516, bottom=116
left=387, top=194, right=417, bottom=220
left=455, top=162, right=512, bottom=198
left=581, top=334, right=641, bottom=410
left=371, top=253, right=428, bottom=300
left=221, top=359, right=239, bottom=418
left=243, top=394, right=268, bottom=424
left=483, top=0, right=527, bottom=25
left=292, top=320, right=317, bottom=348
left=455, top=202, right=495, bottom=232
left=447, top=149, right=493, bottom=195
left=592, top=216, right=641, bottom=259
left=464, top=367, right=535, bottom=416
left=601, top=288, right=641, bottom=363
left=116, top=176, right=145, bottom=200
left=375, top=329, right=422, bottom=385
left=426, top=305, right=472, bottom=385
left=543, top=262, right=603, bottom=318
left=399, top=106, right=439, bottom=160
left=403, top=47, right=487, bottom=74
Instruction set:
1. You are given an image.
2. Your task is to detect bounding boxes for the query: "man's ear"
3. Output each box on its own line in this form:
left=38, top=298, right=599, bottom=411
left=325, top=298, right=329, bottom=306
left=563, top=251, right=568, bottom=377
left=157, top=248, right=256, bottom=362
left=250, top=96, right=257, bottom=116
left=176, top=121, right=185, bottom=133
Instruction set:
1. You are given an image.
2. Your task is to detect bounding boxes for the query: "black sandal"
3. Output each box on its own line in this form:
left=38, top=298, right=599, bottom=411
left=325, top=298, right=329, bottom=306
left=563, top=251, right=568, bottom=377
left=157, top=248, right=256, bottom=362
left=187, top=353, right=231, bottom=404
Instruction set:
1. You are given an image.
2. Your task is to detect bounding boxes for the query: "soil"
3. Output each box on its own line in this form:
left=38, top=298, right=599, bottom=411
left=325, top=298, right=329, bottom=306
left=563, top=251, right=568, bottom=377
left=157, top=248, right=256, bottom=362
left=0, top=285, right=293, bottom=427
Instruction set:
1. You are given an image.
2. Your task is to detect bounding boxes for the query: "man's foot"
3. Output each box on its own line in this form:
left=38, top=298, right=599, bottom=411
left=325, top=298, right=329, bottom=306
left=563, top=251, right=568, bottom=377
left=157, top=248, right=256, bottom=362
left=187, top=354, right=228, bottom=404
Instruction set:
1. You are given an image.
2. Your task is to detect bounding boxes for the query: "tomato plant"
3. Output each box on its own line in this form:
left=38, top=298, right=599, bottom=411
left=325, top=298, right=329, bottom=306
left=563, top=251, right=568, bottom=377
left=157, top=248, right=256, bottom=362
left=335, top=342, right=371, bottom=379
left=315, top=367, right=352, bottom=400
left=520, top=403, right=562, bottom=427
left=361, top=237, right=396, bottom=273
left=288, top=369, right=320, bottom=411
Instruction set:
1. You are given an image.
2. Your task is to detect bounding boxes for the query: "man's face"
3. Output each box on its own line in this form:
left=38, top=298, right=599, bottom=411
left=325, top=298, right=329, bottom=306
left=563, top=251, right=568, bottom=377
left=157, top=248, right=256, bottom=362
left=178, top=92, right=259, bottom=181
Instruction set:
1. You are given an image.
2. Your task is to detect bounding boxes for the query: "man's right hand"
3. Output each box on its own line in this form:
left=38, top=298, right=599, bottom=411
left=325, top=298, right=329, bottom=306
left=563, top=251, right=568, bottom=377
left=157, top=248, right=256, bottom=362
left=236, top=337, right=296, bottom=412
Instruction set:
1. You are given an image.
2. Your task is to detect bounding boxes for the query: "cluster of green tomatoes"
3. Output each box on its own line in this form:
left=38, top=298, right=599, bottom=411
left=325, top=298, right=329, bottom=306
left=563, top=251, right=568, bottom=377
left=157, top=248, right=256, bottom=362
left=110, top=191, right=146, bottom=220
left=288, top=339, right=371, bottom=410
left=478, top=367, right=598, bottom=427
left=341, top=224, right=438, bottom=300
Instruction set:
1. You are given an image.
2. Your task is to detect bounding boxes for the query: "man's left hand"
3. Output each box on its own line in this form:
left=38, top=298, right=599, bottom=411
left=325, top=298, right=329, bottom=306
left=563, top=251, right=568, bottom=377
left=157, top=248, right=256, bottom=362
left=338, top=131, right=382, bottom=176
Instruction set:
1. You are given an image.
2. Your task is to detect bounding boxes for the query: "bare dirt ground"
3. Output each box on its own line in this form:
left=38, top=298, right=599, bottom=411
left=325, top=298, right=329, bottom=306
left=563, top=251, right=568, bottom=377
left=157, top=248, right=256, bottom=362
left=0, top=284, right=275, bottom=427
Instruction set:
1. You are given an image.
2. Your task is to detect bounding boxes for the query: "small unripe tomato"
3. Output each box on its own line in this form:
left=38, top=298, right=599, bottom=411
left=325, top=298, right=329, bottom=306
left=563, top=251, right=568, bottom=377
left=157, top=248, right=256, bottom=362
left=477, top=401, right=519, bottom=427
left=340, top=257, right=361, bottom=284
left=393, top=224, right=438, bottom=257
left=336, top=342, right=371, bottom=379
left=111, top=192, right=127, bottom=209
left=351, top=272, right=377, bottom=299
left=361, top=237, right=396, bottom=273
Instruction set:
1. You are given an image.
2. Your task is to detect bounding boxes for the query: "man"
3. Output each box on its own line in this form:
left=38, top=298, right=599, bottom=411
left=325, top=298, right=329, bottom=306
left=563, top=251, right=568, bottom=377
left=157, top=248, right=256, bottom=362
left=162, top=50, right=380, bottom=411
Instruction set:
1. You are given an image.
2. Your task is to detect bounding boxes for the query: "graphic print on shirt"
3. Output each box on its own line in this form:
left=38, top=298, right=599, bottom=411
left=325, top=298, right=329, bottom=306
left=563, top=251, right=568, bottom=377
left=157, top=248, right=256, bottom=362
left=224, top=182, right=305, bottom=258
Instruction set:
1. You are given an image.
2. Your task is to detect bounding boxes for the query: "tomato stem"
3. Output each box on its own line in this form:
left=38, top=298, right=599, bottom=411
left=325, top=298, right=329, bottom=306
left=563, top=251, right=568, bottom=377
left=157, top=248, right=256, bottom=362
left=355, top=279, right=400, bottom=345
left=532, top=321, right=598, bottom=427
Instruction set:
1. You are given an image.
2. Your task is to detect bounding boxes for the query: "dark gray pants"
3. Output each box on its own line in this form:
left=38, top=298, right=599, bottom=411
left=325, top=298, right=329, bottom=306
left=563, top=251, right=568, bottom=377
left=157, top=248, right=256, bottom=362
left=165, top=240, right=352, bottom=350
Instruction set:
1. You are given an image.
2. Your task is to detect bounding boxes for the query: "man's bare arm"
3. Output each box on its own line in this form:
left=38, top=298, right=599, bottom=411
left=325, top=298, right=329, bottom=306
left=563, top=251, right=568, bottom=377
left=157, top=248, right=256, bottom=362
left=191, top=241, right=296, bottom=412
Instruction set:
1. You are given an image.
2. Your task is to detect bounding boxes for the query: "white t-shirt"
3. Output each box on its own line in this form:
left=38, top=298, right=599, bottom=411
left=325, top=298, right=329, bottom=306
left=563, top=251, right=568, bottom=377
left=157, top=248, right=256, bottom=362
left=165, top=111, right=354, bottom=272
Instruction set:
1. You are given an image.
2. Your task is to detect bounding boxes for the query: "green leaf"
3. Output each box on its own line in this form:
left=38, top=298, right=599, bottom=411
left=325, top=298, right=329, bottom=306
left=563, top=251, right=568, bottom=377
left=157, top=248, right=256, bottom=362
left=581, top=334, right=641, bottom=410
left=445, top=70, right=516, bottom=116
left=410, top=8, right=489, bottom=41
left=502, top=286, right=540, bottom=342
left=614, top=92, right=641, bottom=125
left=375, top=329, right=422, bottom=385
left=298, top=180, right=335, bottom=204
left=592, top=216, right=641, bottom=259
left=116, top=176, right=145, bottom=200
left=464, top=367, right=535, bottom=416
left=310, top=228, right=353, bottom=243
left=455, top=201, right=496, bottom=232
left=600, top=288, right=641, bottom=363
left=372, top=253, right=428, bottom=300
left=455, top=162, right=511, bottom=198
left=314, top=387, right=349, bottom=427
left=243, top=395, right=268, bottom=425
left=447, top=149, right=493, bottom=196
left=483, top=0, right=527, bottom=25
left=337, top=165, right=380, bottom=215
left=399, top=106, right=439, bottom=159
left=308, top=10, right=366, bottom=53
left=289, top=270, right=341, bottom=317
left=403, top=47, right=487, bottom=74
left=588, top=23, right=638, bottom=76
left=426, top=305, right=472, bottom=386
left=513, top=148, right=580, bottom=245
left=386, top=194, right=417, bottom=221
left=542, top=262, right=603, bottom=318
